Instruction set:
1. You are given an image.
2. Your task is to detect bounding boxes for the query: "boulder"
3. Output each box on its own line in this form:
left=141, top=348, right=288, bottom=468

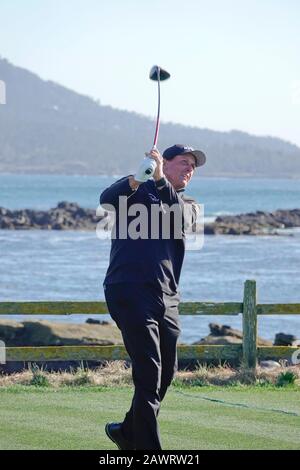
left=206, top=208, right=300, bottom=235
left=0, top=320, right=122, bottom=346
left=86, top=318, right=110, bottom=325
left=193, top=322, right=272, bottom=346
left=209, top=323, right=243, bottom=338
left=259, top=360, right=281, bottom=369
left=0, top=201, right=106, bottom=230
left=0, top=320, right=24, bottom=344
left=1, top=203, right=300, bottom=234
left=274, top=332, right=300, bottom=346
left=194, top=335, right=242, bottom=345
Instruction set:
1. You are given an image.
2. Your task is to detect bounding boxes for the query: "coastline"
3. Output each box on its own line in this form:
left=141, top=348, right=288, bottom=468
left=1, top=201, right=300, bottom=235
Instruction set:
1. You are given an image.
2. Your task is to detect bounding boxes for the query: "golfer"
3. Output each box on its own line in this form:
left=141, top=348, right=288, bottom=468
left=101, top=144, right=206, bottom=450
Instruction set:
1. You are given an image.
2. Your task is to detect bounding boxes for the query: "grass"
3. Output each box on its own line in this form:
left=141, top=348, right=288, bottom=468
left=0, top=384, right=300, bottom=450
left=0, top=362, right=299, bottom=449
left=1, top=361, right=300, bottom=388
left=276, top=371, right=298, bottom=387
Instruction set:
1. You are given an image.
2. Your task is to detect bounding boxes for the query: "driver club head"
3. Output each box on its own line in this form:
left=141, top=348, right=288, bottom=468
left=149, top=65, right=171, bottom=81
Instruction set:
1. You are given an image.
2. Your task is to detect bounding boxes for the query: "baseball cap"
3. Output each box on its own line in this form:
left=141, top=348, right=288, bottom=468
left=162, top=144, right=206, bottom=167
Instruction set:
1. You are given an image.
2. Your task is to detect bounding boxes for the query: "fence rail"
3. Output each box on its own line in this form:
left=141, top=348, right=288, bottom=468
left=1, top=280, right=300, bottom=368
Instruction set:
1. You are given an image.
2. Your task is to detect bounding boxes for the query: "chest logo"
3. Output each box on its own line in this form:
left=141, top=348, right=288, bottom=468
left=148, top=193, right=160, bottom=203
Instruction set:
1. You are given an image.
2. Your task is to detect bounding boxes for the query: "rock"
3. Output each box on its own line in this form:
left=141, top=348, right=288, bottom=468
left=0, top=201, right=105, bottom=230
left=209, top=323, right=243, bottom=338
left=0, top=320, right=24, bottom=344
left=0, top=320, right=122, bottom=347
left=57, top=201, right=81, bottom=212
left=259, top=360, right=281, bottom=369
left=274, top=332, right=299, bottom=346
left=207, top=208, right=300, bottom=235
left=0, top=217, right=14, bottom=229
left=194, top=335, right=242, bottom=345
left=52, top=222, right=64, bottom=230
left=32, top=212, right=51, bottom=225
left=0, top=207, right=12, bottom=216
left=85, top=318, right=110, bottom=325
left=193, top=323, right=272, bottom=346
left=1, top=203, right=300, bottom=234
left=204, top=224, right=217, bottom=235
left=14, top=215, right=27, bottom=225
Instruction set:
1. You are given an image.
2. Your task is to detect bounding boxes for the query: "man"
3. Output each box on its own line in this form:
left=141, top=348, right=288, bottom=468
left=100, top=144, right=206, bottom=450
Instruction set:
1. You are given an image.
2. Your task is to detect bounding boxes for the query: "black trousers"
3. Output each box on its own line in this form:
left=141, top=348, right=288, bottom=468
left=104, top=282, right=181, bottom=450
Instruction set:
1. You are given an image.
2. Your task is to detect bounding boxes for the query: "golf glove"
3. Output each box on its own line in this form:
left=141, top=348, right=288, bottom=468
left=135, top=157, right=157, bottom=182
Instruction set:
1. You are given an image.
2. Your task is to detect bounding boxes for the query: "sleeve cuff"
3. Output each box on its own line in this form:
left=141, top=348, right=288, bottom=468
left=155, top=177, right=168, bottom=189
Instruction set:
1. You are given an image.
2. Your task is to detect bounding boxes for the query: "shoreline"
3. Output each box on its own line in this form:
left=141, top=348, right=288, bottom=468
left=0, top=317, right=298, bottom=346
left=1, top=201, right=300, bottom=235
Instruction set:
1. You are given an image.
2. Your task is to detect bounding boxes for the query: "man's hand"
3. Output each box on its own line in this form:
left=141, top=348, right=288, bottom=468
left=145, top=148, right=164, bottom=181
left=128, top=176, right=141, bottom=190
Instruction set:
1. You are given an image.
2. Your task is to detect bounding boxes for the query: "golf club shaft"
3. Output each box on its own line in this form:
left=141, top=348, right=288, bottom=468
left=135, top=66, right=169, bottom=182
left=152, top=67, right=161, bottom=149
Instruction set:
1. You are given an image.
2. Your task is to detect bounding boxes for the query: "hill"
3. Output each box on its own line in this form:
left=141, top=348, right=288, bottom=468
left=1, top=57, right=300, bottom=177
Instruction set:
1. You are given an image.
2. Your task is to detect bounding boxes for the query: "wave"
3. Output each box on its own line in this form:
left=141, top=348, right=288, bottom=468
left=204, top=216, right=216, bottom=223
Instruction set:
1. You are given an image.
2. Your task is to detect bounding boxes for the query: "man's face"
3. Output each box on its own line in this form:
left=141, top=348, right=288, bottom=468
left=163, top=154, right=196, bottom=190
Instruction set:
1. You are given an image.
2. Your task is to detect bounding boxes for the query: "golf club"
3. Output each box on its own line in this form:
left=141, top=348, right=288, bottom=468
left=135, top=65, right=171, bottom=182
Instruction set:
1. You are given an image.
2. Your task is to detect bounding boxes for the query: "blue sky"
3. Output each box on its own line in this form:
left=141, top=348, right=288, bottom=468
left=0, top=0, right=299, bottom=146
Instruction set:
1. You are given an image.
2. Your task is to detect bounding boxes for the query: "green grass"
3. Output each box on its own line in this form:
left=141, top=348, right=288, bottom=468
left=0, top=385, right=300, bottom=450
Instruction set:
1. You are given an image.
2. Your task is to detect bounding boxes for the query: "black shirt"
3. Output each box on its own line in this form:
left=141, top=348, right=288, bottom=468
left=100, top=176, right=197, bottom=295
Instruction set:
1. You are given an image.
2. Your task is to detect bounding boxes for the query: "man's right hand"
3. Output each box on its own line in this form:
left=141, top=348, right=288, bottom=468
left=128, top=176, right=141, bottom=190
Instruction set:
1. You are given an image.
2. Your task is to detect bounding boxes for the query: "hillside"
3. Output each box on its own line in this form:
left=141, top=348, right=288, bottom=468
left=1, top=57, right=300, bottom=177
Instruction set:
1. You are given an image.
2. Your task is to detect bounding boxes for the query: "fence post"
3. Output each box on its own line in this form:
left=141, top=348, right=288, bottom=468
left=242, top=280, right=257, bottom=368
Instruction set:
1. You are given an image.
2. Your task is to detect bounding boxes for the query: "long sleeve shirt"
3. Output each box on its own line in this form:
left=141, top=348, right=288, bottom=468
left=100, top=176, right=198, bottom=295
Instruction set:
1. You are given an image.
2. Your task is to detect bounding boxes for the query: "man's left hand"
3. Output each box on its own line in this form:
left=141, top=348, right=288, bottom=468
left=145, top=148, right=164, bottom=181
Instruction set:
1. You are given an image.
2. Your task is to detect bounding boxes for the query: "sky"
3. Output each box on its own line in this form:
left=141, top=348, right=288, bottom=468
left=0, top=0, right=300, bottom=146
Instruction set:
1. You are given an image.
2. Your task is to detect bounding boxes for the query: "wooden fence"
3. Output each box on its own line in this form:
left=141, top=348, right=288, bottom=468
left=0, top=280, right=299, bottom=368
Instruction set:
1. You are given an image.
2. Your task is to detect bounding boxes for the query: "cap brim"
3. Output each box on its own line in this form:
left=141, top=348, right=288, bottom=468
left=184, top=150, right=206, bottom=167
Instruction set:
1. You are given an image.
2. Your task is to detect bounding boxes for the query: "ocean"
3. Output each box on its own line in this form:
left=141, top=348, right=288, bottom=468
left=0, top=174, right=300, bottom=344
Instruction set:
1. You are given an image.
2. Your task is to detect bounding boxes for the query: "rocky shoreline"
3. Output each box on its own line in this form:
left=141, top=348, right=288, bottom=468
left=205, top=209, right=300, bottom=235
left=1, top=319, right=298, bottom=348
left=1, top=201, right=300, bottom=235
left=193, top=323, right=300, bottom=347
left=0, top=201, right=100, bottom=231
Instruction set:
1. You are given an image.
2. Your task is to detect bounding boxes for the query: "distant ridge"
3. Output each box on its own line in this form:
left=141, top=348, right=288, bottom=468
left=1, top=57, right=300, bottom=177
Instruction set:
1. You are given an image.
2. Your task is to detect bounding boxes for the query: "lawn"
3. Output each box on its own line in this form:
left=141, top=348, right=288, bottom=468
left=0, top=385, right=299, bottom=450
